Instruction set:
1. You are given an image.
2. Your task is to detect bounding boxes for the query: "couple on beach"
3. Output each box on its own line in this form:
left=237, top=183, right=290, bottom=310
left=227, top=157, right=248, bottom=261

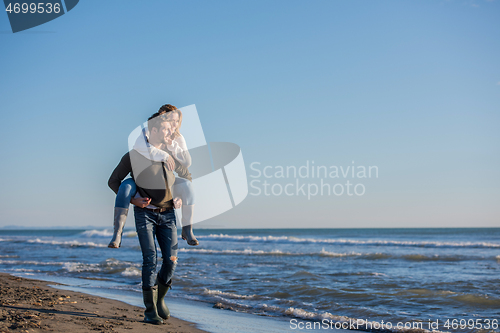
left=107, top=104, right=197, bottom=324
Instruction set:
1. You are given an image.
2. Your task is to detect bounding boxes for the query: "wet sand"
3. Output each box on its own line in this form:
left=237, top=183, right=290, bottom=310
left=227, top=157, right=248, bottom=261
left=0, top=273, right=207, bottom=333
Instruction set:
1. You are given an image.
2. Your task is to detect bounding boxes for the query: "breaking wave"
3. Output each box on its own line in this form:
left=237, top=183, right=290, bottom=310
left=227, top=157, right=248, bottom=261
left=198, top=234, right=500, bottom=249
left=27, top=238, right=107, bottom=248
left=78, top=229, right=137, bottom=238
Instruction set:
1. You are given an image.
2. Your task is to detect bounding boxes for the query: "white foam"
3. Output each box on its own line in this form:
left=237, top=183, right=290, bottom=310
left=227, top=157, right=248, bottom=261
left=79, top=229, right=113, bottom=237
left=27, top=238, right=107, bottom=248
left=79, top=229, right=137, bottom=238
left=62, top=262, right=99, bottom=272
left=198, top=234, right=289, bottom=242
left=10, top=268, right=36, bottom=272
left=180, top=247, right=382, bottom=259
left=203, top=288, right=259, bottom=300
left=61, top=259, right=140, bottom=273
left=178, top=248, right=289, bottom=256
left=198, top=234, right=500, bottom=248
left=0, top=259, right=67, bottom=266
left=285, top=307, right=348, bottom=322
left=319, top=248, right=363, bottom=257
left=121, top=267, right=141, bottom=277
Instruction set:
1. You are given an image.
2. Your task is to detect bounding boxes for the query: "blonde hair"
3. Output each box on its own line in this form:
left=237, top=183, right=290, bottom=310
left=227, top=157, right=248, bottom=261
left=167, top=109, right=183, bottom=139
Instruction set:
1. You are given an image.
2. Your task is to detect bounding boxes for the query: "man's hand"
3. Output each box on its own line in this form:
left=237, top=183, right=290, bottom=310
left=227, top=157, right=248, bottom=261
left=165, top=155, right=175, bottom=171
left=130, top=197, right=151, bottom=208
left=173, top=197, right=182, bottom=209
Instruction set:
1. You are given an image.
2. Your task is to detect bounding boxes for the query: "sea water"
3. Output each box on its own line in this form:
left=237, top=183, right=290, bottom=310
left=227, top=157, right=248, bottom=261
left=1, top=228, right=499, bottom=332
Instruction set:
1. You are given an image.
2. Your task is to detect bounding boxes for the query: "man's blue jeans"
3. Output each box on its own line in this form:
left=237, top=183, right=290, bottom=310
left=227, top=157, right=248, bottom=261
left=134, top=206, right=178, bottom=290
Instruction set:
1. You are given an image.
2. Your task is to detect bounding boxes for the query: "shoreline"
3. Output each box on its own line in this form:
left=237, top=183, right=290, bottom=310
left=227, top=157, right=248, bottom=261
left=0, top=272, right=312, bottom=333
left=0, top=272, right=207, bottom=333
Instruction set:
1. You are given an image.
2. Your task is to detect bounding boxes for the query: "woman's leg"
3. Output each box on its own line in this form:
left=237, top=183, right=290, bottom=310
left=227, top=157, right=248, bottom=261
left=172, top=178, right=198, bottom=246
left=108, top=178, right=137, bottom=248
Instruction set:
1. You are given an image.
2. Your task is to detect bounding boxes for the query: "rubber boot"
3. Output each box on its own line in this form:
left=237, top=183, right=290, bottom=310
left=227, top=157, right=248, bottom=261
left=157, top=276, right=172, bottom=319
left=143, top=288, right=163, bottom=325
left=108, top=207, right=128, bottom=248
left=180, top=205, right=199, bottom=246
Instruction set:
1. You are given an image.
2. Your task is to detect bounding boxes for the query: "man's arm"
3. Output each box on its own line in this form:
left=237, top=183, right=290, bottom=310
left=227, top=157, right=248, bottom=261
left=108, top=152, right=132, bottom=194
left=174, top=159, right=192, bottom=181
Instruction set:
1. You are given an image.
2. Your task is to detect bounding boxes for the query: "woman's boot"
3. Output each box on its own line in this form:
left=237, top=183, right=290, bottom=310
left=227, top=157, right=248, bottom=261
left=157, top=276, right=172, bottom=319
left=108, top=207, right=128, bottom=248
left=143, top=287, right=163, bottom=325
left=181, top=205, right=199, bottom=246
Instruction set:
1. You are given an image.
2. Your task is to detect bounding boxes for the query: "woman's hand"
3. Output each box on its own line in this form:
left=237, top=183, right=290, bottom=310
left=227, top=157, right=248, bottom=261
left=130, top=197, right=151, bottom=208
left=165, top=155, right=175, bottom=171
left=173, top=197, right=182, bottom=209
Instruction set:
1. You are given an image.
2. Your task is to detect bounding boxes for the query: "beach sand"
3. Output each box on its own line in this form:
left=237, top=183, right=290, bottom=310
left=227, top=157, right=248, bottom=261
left=0, top=273, right=207, bottom=333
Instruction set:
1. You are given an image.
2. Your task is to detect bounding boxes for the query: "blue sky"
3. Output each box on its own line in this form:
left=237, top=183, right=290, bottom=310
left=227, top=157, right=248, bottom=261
left=0, top=0, right=499, bottom=228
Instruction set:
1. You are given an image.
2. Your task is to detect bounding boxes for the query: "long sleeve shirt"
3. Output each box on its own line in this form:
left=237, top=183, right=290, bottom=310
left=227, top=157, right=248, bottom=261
left=108, top=150, right=192, bottom=209
left=133, top=133, right=192, bottom=169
